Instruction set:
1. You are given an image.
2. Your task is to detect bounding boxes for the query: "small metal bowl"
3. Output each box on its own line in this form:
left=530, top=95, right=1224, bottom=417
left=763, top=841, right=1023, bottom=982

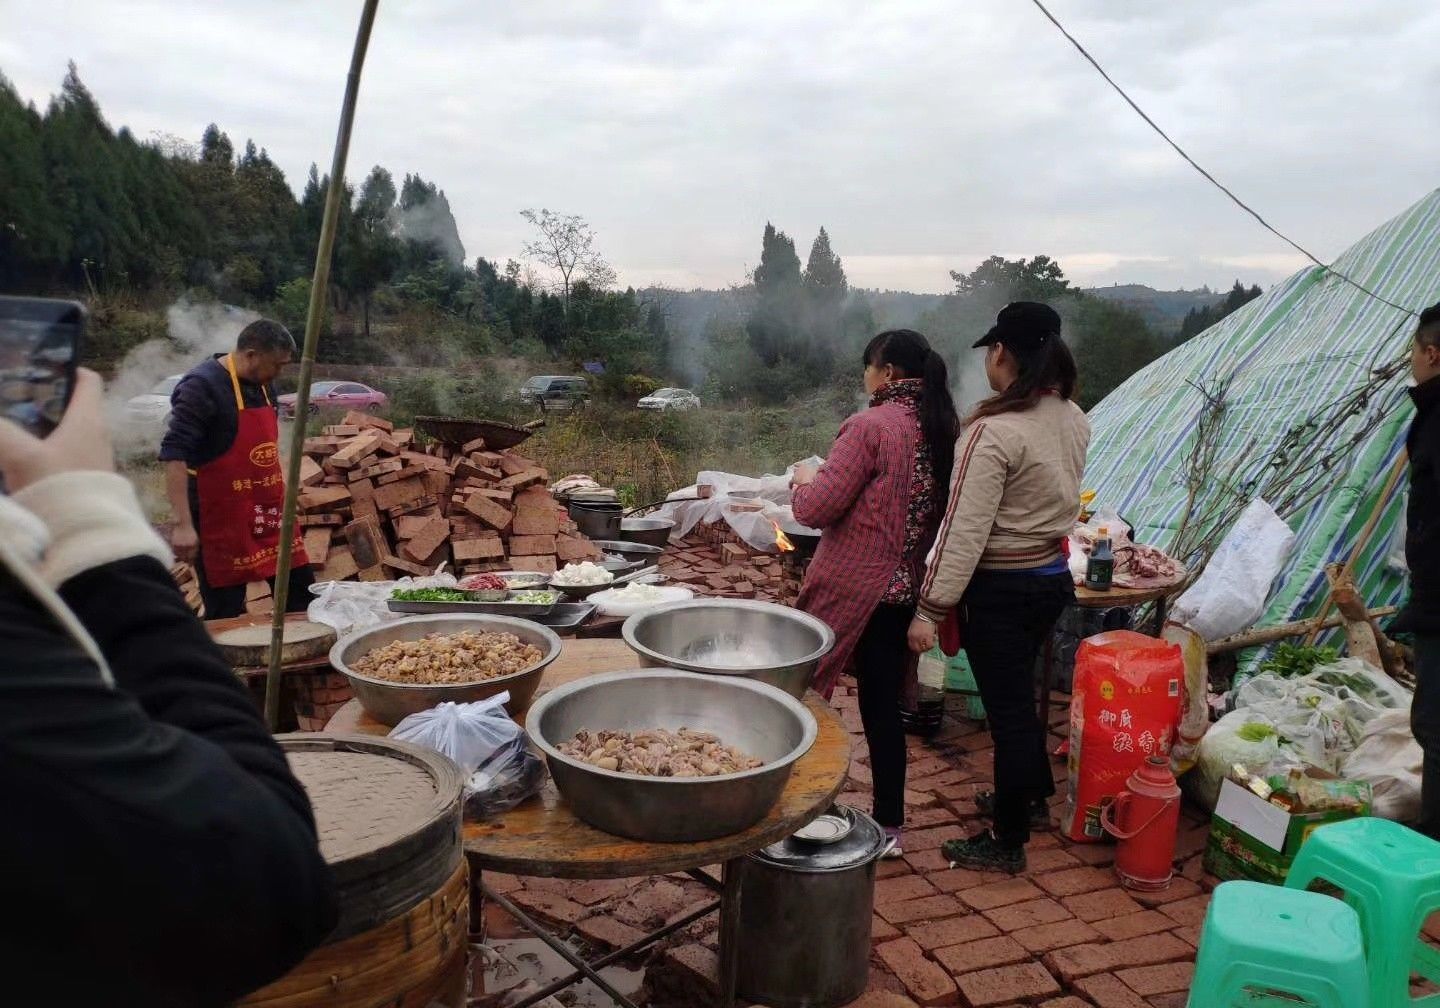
left=526, top=669, right=818, bottom=842
left=330, top=614, right=562, bottom=726
left=593, top=540, right=665, bottom=565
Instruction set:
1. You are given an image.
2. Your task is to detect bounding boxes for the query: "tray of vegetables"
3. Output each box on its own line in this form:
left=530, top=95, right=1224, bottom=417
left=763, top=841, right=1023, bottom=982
left=387, top=575, right=564, bottom=617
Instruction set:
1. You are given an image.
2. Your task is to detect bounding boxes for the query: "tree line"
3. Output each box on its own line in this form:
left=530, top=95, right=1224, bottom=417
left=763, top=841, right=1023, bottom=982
left=0, top=66, right=667, bottom=379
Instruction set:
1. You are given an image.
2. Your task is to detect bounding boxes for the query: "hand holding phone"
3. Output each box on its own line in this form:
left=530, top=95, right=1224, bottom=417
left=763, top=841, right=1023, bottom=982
left=0, top=296, right=84, bottom=440
left=0, top=369, right=115, bottom=492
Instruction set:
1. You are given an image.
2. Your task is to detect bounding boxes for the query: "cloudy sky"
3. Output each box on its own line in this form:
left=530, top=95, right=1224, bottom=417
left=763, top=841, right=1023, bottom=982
left=3, top=1, right=1437, bottom=293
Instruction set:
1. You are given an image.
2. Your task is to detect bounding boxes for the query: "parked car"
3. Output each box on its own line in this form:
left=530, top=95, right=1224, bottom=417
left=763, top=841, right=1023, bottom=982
left=637, top=388, right=701, bottom=412
left=277, top=380, right=388, bottom=418
left=518, top=375, right=591, bottom=412
left=124, top=374, right=183, bottom=435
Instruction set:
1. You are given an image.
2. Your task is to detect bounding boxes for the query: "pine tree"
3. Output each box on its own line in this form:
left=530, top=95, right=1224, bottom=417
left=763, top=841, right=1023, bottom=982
left=747, top=222, right=803, bottom=368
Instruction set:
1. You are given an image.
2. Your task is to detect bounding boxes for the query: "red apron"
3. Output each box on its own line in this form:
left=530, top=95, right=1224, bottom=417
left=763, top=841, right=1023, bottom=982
left=195, top=355, right=308, bottom=588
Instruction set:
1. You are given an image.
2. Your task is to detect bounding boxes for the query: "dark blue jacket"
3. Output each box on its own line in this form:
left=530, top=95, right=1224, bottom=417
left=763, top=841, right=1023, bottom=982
left=158, top=354, right=278, bottom=469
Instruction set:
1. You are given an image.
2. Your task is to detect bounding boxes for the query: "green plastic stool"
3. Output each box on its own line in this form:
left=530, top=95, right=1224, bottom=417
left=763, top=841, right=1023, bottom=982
left=944, top=652, right=986, bottom=720
left=1188, top=880, right=1370, bottom=1007
left=1286, top=817, right=1440, bottom=1007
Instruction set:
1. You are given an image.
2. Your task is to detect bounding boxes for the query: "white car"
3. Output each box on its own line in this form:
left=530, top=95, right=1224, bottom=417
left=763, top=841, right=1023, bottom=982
left=637, top=388, right=701, bottom=412
left=124, top=375, right=182, bottom=435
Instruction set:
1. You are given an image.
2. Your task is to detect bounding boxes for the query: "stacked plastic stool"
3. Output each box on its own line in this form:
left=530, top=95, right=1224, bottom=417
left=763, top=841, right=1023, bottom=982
left=1188, top=880, right=1370, bottom=1007
left=1286, top=817, right=1440, bottom=1006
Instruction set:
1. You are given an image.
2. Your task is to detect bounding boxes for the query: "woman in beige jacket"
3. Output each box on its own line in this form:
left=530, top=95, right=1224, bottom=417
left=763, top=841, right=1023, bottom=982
left=908, top=302, right=1089, bottom=873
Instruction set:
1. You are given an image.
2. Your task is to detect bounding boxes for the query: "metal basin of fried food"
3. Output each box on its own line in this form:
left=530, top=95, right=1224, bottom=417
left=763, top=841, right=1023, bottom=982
left=329, top=614, right=562, bottom=726
left=526, top=669, right=817, bottom=842
left=622, top=599, right=835, bottom=699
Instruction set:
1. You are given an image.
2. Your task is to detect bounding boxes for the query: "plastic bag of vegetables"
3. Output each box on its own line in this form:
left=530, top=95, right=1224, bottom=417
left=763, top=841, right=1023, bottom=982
left=1190, top=710, right=1286, bottom=810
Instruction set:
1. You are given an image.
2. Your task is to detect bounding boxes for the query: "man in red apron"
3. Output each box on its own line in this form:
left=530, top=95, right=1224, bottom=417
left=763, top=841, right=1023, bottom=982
left=160, top=319, right=310, bottom=619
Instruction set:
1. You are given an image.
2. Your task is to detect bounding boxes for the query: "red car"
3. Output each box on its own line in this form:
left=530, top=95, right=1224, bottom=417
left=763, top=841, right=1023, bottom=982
left=277, top=380, right=388, bottom=418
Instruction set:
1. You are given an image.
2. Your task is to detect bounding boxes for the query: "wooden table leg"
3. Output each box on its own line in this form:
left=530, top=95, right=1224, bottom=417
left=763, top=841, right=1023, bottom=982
left=718, top=857, right=745, bottom=1008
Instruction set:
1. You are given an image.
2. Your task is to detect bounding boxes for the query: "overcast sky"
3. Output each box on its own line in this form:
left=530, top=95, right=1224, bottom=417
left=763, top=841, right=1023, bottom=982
left=3, top=1, right=1437, bottom=294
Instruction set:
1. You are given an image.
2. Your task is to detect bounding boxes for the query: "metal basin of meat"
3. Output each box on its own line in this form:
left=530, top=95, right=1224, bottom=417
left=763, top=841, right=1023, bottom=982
left=526, top=669, right=817, bottom=841
left=622, top=599, right=834, bottom=699
left=330, top=614, right=562, bottom=726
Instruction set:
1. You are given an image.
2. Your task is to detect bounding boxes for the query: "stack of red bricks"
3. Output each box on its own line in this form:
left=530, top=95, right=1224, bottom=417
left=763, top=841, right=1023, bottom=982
left=290, top=411, right=601, bottom=587
left=481, top=686, right=1227, bottom=1008
left=656, top=522, right=800, bottom=604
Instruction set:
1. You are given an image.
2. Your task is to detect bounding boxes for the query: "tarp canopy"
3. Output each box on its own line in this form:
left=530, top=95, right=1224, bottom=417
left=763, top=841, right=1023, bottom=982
left=1084, top=188, right=1440, bottom=638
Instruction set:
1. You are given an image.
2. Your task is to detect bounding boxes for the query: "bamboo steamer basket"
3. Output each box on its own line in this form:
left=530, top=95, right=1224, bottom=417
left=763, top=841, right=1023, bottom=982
left=239, top=734, right=468, bottom=1007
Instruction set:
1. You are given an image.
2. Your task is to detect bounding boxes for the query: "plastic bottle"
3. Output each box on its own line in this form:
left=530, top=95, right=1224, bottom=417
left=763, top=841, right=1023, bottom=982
left=1085, top=525, right=1114, bottom=591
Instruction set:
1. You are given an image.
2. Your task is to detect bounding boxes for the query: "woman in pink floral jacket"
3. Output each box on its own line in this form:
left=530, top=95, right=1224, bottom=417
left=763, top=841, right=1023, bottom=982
left=791, top=330, right=959, bottom=853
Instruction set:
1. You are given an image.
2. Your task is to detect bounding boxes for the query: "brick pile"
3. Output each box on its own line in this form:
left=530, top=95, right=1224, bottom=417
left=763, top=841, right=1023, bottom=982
left=294, top=410, right=602, bottom=586
left=480, top=686, right=1236, bottom=1008
left=656, top=521, right=802, bottom=604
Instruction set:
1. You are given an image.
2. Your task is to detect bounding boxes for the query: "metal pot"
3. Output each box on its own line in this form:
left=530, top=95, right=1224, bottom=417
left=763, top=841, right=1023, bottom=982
left=568, top=500, right=622, bottom=541
left=619, top=516, right=675, bottom=549
left=736, top=806, right=892, bottom=1008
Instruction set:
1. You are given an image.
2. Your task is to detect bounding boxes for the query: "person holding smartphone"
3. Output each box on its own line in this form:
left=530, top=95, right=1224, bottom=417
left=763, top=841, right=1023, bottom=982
left=0, top=367, right=336, bottom=1004
left=160, top=319, right=313, bottom=619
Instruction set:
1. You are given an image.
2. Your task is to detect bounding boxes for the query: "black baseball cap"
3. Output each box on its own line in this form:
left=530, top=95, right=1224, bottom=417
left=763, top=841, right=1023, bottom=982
left=972, top=301, right=1062, bottom=350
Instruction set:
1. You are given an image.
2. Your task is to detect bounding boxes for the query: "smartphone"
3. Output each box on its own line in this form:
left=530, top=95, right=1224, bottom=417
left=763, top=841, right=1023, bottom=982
left=0, top=296, right=85, bottom=438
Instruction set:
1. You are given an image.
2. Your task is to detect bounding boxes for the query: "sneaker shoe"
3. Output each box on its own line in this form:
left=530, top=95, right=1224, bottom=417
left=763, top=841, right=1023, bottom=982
left=942, top=830, right=1026, bottom=874
left=881, top=827, right=905, bottom=858
left=974, top=789, right=1051, bottom=830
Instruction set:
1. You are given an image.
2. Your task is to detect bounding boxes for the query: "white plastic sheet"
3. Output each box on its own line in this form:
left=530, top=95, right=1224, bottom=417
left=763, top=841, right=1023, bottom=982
left=1343, top=709, right=1422, bottom=822
left=655, top=456, right=824, bottom=552
left=1171, top=499, right=1296, bottom=641
left=306, top=569, right=455, bottom=637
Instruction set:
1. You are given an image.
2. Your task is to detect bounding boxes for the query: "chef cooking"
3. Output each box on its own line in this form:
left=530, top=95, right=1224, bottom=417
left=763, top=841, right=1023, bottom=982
left=160, top=318, right=312, bottom=620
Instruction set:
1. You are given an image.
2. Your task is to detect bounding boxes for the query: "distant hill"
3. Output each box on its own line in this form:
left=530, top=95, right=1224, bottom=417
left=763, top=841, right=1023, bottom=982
left=1084, top=284, right=1227, bottom=335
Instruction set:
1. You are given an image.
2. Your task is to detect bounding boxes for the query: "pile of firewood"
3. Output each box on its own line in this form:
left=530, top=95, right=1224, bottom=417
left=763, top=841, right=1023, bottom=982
left=296, top=411, right=602, bottom=582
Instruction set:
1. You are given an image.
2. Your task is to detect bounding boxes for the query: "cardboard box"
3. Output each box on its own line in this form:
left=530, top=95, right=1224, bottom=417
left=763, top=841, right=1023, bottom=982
left=1203, top=774, right=1371, bottom=885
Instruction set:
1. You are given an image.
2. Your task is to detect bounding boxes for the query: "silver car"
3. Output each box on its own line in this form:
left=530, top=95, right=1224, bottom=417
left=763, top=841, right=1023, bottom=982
left=637, top=388, right=701, bottom=412
left=124, top=375, right=182, bottom=435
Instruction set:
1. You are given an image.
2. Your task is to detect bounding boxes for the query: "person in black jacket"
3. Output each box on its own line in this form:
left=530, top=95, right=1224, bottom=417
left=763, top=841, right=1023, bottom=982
left=0, top=370, right=337, bottom=1005
left=1401, top=301, right=1440, bottom=840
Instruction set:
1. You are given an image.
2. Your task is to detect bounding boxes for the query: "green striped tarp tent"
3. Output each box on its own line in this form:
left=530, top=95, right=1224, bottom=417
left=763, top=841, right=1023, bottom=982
left=1084, top=188, right=1440, bottom=651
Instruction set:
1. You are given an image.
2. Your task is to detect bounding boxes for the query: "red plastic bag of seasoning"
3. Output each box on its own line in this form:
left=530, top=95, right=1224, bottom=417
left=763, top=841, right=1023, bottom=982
left=1062, top=630, right=1183, bottom=843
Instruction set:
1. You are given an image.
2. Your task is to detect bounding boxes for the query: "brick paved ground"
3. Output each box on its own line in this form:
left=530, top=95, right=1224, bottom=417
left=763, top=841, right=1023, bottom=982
left=482, top=679, right=1217, bottom=1007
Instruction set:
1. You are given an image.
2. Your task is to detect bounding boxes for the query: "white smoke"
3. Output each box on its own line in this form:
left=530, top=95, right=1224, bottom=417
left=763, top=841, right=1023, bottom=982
left=952, top=352, right=993, bottom=419
left=107, top=297, right=261, bottom=455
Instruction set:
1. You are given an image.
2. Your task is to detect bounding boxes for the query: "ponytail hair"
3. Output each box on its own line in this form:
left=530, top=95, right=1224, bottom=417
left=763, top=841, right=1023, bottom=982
left=862, top=329, right=961, bottom=499
left=967, top=336, right=1078, bottom=424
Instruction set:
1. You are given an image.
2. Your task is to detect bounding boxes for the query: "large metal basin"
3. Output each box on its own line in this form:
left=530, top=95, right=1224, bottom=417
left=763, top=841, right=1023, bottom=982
left=329, top=614, right=562, bottom=726
left=623, top=599, right=835, bottom=699
left=526, top=669, right=817, bottom=842
left=620, top=516, right=675, bottom=549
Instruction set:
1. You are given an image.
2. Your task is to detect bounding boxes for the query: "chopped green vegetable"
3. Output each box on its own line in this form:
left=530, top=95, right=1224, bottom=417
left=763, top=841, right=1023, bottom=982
left=510, top=591, right=559, bottom=604
left=1257, top=642, right=1339, bottom=680
left=391, top=588, right=473, bottom=602
left=1236, top=722, right=1278, bottom=743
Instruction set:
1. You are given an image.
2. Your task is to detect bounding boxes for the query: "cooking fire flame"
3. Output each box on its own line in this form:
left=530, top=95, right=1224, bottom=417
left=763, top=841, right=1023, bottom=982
left=771, top=520, right=795, bottom=553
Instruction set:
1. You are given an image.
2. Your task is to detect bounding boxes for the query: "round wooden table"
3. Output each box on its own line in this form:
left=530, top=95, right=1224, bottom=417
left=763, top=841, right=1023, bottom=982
left=325, top=638, right=851, bottom=1008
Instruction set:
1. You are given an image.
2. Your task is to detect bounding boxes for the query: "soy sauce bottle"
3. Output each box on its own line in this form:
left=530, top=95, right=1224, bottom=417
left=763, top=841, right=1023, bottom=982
left=1085, top=526, right=1114, bottom=591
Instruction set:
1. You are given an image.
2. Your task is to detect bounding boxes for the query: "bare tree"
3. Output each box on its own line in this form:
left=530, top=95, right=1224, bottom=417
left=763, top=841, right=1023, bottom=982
left=519, top=208, right=615, bottom=319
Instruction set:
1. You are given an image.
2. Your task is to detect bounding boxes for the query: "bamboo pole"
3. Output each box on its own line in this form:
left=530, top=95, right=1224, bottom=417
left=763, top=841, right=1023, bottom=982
left=1301, top=450, right=1408, bottom=647
left=265, top=1, right=381, bottom=731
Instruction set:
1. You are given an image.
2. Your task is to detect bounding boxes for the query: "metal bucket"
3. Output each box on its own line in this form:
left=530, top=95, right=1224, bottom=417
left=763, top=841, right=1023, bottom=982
left=567, top=500, right=622, bottom=540
left=736, top=806, right=891, bottom=1008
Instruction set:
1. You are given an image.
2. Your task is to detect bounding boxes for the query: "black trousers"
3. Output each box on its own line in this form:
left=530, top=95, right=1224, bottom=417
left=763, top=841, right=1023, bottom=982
left=855, top=603, right=914, bottom=829
left=962, top=570, right=1073, bottom=847
left=194, top=548, right=315, bottom=621
left=1412, top=634, right=1440, bottom=840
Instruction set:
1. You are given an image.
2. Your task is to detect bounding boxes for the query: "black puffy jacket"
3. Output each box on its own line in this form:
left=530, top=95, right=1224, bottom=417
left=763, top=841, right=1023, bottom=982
left=1398, top=375, right=1440, bottom=635
left=0, top=556, right=338, bottom=1006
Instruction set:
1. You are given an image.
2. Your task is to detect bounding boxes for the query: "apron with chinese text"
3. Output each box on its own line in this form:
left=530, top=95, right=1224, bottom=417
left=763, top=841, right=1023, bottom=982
left=195, top=355, right=308, bottom=588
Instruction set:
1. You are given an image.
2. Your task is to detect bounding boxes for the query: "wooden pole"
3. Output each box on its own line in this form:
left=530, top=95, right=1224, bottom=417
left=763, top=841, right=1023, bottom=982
left=1301, top=450, right=1408, bottom=646
left=265, top=0, right=381, bottom=731
left=1206, top=605, right=1399, bottom=655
